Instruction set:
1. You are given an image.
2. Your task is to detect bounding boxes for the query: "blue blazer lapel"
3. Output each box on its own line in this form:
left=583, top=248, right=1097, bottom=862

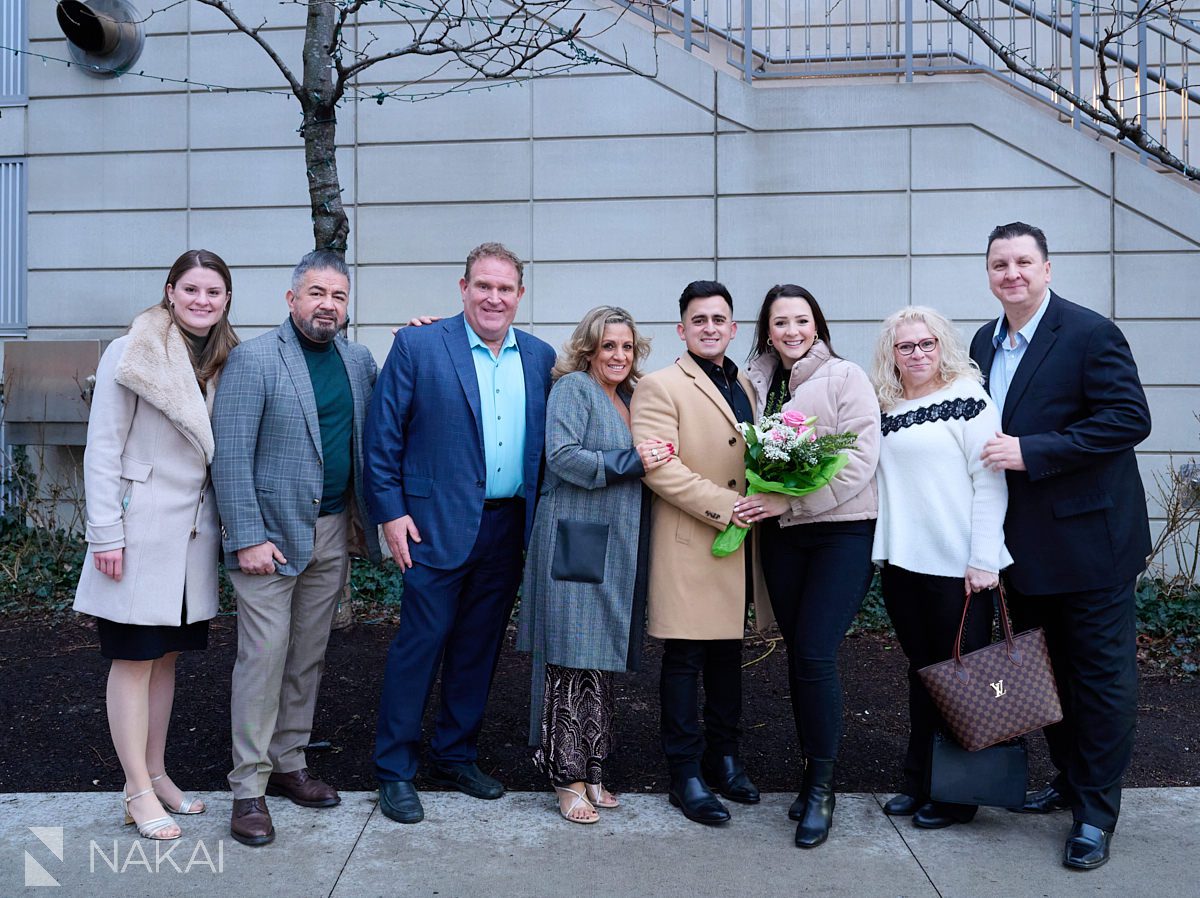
left=517, top=329, right=548, bottom=476
left=278, top=321, right=323, bottom=459
left=1001, top=293, right=1062, bottom=431
left=442, top=314, right=485, bottom=447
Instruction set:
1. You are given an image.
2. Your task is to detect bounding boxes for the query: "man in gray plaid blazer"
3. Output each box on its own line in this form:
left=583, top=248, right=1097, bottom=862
left=212, top=251, right=379, bottom=847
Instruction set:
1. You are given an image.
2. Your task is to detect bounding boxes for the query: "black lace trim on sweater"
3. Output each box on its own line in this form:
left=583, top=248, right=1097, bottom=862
left=881, top=397, right=986, bottom=436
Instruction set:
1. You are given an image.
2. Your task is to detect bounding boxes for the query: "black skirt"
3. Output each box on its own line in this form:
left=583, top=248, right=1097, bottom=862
left=97, top=594, right=209, bottom=661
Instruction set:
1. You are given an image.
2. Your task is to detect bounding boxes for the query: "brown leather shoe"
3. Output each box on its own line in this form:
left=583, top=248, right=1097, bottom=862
left=230, top=796, right=274, bottom=846
left=266, top=768, right=340, bottom=808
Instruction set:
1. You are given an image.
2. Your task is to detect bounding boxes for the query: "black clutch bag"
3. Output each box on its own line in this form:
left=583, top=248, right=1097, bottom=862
left=929, top=730, right=1028, bottom=808
left=550, top=519, right=609, bottom=584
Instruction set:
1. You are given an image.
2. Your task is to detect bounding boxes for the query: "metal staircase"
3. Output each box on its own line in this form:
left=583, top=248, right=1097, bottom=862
left=620, top=0, right=1198, bottom=176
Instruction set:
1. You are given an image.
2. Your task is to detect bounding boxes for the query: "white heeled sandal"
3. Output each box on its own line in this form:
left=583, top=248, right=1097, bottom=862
left=554, top=785, right=599, bottom=825
left=150, top=773, right=206, bottom=814
left=123, top=787, right=181, bottom=841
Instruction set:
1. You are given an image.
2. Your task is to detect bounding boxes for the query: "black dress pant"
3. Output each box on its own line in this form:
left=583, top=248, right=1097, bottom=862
left=660, top=638, right=743, bottom=777
left=881, top=564, right=994, bottom=800
left=759, top=519, right=875, bottom=762
left=1008, top=579, right=1138, bottom=831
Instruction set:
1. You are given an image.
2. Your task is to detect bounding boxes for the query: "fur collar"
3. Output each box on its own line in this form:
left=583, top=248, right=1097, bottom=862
left=115, top=307, right=215, bottom=462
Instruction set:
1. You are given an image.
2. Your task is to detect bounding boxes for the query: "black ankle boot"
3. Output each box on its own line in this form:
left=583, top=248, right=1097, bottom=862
left=794, top=758, right=836, bottom=849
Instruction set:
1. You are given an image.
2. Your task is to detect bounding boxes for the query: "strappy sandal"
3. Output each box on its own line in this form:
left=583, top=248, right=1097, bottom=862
left=585, top=782, right=620, bottom=809
left=554, top=785, right=599, bottom=824
left=123, top=787, right=181, bottom=841
left=150, top=773, right=206, bottom=814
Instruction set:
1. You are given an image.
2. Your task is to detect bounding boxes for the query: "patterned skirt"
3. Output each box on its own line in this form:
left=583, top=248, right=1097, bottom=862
left=532, top=664, right=615, bottom=786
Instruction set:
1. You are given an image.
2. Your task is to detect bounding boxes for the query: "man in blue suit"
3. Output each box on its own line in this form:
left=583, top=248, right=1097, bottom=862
left=969, top=222, right=1151, bottom=871
left=364, top=242, right=556, bottom=824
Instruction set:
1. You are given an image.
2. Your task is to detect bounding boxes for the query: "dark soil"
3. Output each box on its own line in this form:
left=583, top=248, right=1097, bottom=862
left=1, top=615, right=1196, bottom=794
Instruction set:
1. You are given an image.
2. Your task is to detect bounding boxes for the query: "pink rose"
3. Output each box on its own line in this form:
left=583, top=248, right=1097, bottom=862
left=767, top=428, right=787, bottom=442
left=781, top=410, right=809, bottom=428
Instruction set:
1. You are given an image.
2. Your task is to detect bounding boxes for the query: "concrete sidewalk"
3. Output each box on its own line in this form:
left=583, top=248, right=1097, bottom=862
left=2, top=789, right=1194, bottom=896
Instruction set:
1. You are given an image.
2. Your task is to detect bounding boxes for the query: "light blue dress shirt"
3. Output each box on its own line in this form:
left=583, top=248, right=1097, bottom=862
left=465, top=317, right=526, bottom=499
left=989, top=291, right=1051, bottom=412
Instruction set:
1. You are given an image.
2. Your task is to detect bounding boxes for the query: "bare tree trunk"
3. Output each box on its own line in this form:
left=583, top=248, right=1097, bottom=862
left=301, top=2, right=349, bottom=254
left=302, top=104, right=349, bottom=254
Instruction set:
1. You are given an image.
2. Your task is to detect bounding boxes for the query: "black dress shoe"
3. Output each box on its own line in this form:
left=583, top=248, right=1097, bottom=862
left=701, top=755, right=760, bottom=805
left=378, top=780, right=424, bottom=824
left=912, top=801, right=978, bottom=829
left=668, top=776, right=731, bottom=825
left=1013, top=784, right=1072, bottom=814
left=427, top=762, right=504, bottom=800
left=882, top=793, right=921, bottom=817
left=1063, top=822, right=1112, bottom=870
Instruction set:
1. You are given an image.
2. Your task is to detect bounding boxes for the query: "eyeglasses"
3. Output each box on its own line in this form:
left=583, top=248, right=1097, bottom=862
left=894, top=338, right=938, bottom=356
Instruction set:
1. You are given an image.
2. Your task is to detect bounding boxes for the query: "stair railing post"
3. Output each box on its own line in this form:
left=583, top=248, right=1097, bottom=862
left=743, top=0, right=754, bottom=80
left=1071, top=0, right=1081, bottom=130
left=904, top=0, right=914, bottom=82
left=684, top=0, right=694, bottom=53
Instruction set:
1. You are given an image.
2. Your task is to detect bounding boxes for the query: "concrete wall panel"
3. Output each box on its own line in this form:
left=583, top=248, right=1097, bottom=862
left=188, top=208, right=315, bottom=270
left=1114, top=253, right=1200, bottom=318
left=28, top=211, right=186, bottom=269
left=534, top=198, right=714, bottom=261
left=189, top=148, right=333, bottom=208
left=357, top=84, right=531, bottom=144
left=26, top=269, right=166, bottom=327
left=356, top=265, right=468, bottom=324
left=718, top=258, right=910, bottom=321
left=530, top=260, right=711, bottom=324
left=534, top=136, right=713, bottom=200
left=189, top=92, right=311, bottom=150
left=912, top=189, right=1110, bottom=255
left=28, top=152, right=187, bottom=212
left=718, top=194, right=908, bottom=258
left=1115, top=206, right=1198, bottom=252
left=30, top=35, right=187, bottom=96
left=29, top=95, right=187, bottom=154
left=1121, top=322, right=1200, bottom=386
left=1143, top=388, right=1200, bottom=452
left=718, top=129, right=909, bottom=194
left=359, top=142, right=531, bottom=204
left=911, top=126, right=1076, bottom=190
left=356, top=203, right=531, bottom=265
left=532, top=75, right=713, bottom=138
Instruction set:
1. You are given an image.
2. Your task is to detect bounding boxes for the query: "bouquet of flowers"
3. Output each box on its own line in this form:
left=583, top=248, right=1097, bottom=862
left=712, top=409, right=858, bottom=557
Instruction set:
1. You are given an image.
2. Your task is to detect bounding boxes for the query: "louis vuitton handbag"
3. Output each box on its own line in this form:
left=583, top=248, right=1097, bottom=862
left=918, top=585, right=1062, bottom=752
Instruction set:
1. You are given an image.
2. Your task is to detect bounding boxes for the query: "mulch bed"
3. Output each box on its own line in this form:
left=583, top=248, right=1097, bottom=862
left=1, top=615, right=1196, bottom=794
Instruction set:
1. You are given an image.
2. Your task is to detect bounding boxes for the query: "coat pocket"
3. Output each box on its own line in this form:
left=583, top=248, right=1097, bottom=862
left=120, top=456, right=152, bottom=482
left=551, top=519, right=609, bottom=584
left=119, top=455, right=152, bottom=517
left=1052, top=491, right=1114, bottom=518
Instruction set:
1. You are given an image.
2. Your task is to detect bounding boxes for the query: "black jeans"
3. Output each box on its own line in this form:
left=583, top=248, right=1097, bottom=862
left=881, top=564, right=994, bottom=799
left=660, top=638, right=743, bottom=777
left=759, top=519, right=875, bottom=763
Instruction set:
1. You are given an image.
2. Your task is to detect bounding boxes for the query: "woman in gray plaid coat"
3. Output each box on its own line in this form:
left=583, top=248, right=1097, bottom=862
left=515, top=307, right=674, bottom=824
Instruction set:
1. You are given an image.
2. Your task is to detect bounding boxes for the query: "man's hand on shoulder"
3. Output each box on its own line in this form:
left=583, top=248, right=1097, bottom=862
left=382, top=515, right=422, bottom=570
left=237, top=541, right=287, bottom=575
left=981, top=432, right=1026, bottom=472
left=391, top=316, right=441, bottom=336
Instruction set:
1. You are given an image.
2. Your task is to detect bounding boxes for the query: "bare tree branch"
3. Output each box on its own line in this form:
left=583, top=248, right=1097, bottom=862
left=195, top=0, right=305, bottom=98
left=929, top=0, right=1200, bottom=180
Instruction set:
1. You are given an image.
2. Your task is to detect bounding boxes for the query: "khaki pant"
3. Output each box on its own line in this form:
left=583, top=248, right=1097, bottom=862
left=227, top=512, right=349, bottom=799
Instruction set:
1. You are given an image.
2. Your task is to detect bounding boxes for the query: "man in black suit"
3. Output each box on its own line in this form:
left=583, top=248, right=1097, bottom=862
left=969, top=222, right=1151, bottom=871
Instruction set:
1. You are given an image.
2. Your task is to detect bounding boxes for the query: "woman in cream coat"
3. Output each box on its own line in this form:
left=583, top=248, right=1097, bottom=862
left=736, top=284, right=880, bottom=849
left=74, top=249, right=238, bottom=840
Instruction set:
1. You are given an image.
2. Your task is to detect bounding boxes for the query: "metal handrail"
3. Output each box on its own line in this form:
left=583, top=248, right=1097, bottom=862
left=621, top=0, right=1198, bottom=170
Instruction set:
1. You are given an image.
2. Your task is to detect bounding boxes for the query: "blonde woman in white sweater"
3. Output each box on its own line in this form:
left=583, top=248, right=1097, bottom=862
left=870, top=306, right=1012, bottom=831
